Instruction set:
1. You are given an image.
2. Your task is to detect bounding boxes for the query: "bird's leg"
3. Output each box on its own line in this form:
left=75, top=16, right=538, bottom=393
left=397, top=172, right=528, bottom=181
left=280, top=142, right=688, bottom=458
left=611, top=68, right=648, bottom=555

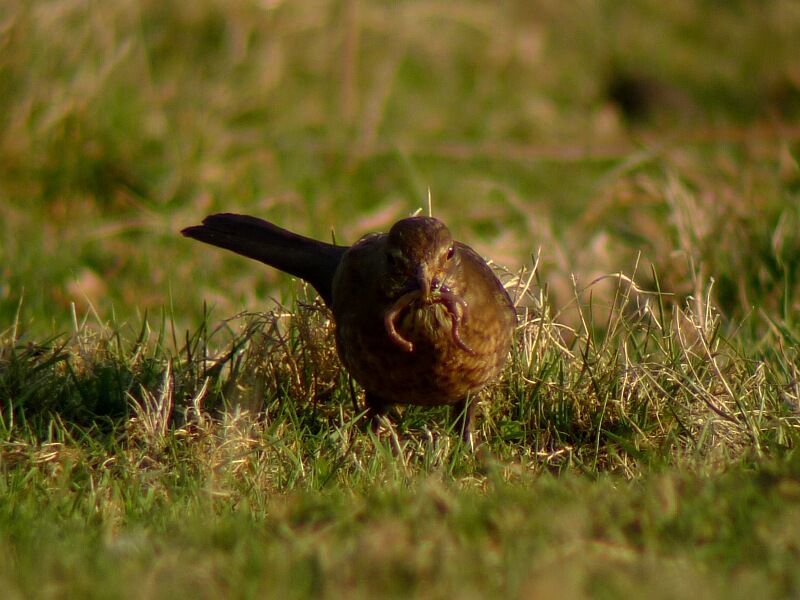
left=347, top=376, right=360, bottom=414
left=453, top=396, right=477, bottom=448
left=365, top=392, right=389, bottom=435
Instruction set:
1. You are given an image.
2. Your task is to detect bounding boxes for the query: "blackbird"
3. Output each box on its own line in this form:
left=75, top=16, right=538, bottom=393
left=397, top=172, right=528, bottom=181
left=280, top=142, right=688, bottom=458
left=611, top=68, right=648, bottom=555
left=182, top=213, right=516, bottom=443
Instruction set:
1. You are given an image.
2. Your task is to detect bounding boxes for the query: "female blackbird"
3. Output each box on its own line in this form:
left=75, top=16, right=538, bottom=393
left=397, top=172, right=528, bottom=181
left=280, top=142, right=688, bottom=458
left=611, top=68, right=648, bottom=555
left=182, top=213, right=516, bottom=442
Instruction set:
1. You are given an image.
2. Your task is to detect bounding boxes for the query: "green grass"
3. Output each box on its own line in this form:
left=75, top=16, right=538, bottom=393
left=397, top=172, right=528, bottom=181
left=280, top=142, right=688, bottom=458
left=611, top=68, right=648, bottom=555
left=4, top=455, right=800, bottom=599
left=3, top=0, right=800, bottom=597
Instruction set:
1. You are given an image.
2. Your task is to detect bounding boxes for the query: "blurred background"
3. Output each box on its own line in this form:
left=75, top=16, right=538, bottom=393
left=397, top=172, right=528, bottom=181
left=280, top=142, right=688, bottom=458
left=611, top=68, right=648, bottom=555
left=2, top=0, right=800, bottom=337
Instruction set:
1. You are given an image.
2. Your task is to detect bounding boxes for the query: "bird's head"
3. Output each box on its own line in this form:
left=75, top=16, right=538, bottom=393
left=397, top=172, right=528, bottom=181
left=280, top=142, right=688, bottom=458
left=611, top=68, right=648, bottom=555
left=383, top=216, right=458, bottom=302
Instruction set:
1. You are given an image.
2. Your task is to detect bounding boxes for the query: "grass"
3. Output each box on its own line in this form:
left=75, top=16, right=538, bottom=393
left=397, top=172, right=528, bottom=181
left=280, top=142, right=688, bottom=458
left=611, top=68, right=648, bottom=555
left=3, top=0, right=800, bottom=597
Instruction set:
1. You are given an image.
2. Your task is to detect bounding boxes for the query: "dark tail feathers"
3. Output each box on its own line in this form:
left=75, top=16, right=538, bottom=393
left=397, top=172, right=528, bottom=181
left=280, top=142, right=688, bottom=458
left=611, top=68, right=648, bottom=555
left=181, top=213, right=347, bottom=306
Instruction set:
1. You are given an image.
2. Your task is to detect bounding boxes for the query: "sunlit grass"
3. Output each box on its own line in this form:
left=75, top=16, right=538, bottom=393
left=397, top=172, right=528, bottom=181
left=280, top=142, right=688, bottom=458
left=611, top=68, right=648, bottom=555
left=3, top=0, right=800, bottom=597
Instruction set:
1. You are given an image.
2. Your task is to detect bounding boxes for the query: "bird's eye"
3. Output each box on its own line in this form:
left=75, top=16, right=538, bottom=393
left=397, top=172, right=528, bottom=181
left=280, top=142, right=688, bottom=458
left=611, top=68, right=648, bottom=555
left=446, top=246, right=455, bottom=260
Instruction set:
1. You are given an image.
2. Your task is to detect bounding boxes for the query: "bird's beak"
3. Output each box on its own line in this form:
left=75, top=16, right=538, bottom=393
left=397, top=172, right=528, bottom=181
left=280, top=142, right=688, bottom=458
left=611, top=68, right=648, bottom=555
left=415, top=264, right=435, bottom=302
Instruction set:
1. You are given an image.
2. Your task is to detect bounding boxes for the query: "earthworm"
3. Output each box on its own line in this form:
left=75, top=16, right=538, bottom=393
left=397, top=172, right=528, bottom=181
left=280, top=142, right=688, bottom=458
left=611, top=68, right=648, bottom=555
left=384, top=289, right=475, bottom=355
left=384, top=290, right=419, bottom=352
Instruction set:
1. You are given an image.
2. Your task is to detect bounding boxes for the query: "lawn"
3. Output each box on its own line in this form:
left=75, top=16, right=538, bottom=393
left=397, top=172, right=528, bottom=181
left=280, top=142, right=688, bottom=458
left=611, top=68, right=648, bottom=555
left=2, top=1, right=800, bottom=598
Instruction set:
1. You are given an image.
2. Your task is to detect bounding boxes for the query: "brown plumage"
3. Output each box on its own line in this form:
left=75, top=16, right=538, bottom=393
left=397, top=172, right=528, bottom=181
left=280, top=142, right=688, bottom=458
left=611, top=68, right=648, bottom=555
left=182, top=213, right=516, bottom=443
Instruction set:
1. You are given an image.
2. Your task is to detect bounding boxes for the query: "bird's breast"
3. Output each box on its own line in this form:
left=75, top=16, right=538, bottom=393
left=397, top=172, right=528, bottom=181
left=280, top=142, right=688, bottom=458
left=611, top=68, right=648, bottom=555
left=396, top=302, right=454, bottom=347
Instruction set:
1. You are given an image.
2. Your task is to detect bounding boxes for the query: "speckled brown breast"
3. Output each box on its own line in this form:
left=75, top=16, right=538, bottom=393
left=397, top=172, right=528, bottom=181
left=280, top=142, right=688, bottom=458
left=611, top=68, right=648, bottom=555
left=332, top=237, right=516, bottom=406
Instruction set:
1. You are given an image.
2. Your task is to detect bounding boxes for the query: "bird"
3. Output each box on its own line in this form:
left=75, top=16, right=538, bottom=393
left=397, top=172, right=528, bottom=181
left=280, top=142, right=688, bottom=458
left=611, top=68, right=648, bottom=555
left=181, top=213, right=517, bottom=444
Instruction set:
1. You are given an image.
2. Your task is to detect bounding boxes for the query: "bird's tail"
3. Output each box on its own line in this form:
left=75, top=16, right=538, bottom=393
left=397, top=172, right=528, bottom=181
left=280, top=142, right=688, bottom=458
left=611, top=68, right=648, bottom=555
left=181, top=213, right=347, bottom=306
